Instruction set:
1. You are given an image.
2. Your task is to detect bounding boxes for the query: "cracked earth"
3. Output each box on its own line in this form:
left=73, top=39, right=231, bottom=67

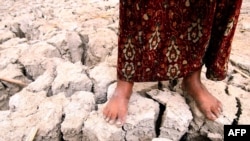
left=0, top=0, right=249, bottom=141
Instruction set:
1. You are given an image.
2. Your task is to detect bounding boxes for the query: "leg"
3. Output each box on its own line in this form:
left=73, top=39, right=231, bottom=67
left=103, top=79, right=133, bottom=125
left=182, top=67, right=222, bottom=120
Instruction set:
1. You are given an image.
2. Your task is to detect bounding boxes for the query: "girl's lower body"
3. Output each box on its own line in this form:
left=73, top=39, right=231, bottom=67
left=103, top=0, right=243, bottom=125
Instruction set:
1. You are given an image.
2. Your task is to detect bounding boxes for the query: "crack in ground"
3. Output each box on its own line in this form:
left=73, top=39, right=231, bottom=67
left=46, top=86, right=53, bottom=97
left=17, top=60, right=35, bottom=81
left=155, top=102, right=166, bottom=137
left=47, top=41, right=67, bottom=59
left=59, top=113, right=66, bottom=141
left=232, top=97, right=242, bottom=125
left=78, top=34, right=89, bottom=66
left=225, top=85, right=229, bottom=95
left=10, top=23, right=26, bottom=38
left=230, top=60, right=250, bottom=77
left=226, top=72, right=244, bottom=125
left=227, top=71, right=250, bottom=92
left=144, top=93, right=166, bottom=137
left=0, top=81, right=8, bottom=89
left=121, top=126, right=128, bottom=141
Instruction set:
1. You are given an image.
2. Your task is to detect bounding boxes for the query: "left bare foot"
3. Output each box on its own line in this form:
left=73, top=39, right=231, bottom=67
left=182, top=68, right=223, bottom=120
left=103, top=80, right=133, bottom=126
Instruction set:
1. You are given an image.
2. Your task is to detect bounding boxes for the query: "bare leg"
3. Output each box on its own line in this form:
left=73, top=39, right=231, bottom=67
left=103, top=79, right=133, bottom=125
left=182, top=68, right=223, bottom=120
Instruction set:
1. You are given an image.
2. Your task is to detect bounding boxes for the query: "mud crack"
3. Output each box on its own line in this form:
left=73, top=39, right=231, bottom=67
left=232, top=97, right=242, bottom=125
left=59, top=113, right=66, bottom=141
left=144, top=93, right=166, bottom=137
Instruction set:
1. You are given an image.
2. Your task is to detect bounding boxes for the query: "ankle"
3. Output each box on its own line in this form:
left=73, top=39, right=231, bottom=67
left=183, top=68, right=202, bottom=83
left=114, top=79, right=134, bottom=99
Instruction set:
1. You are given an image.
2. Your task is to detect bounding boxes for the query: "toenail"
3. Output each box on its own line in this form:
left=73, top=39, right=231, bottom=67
left=116, top=121, right=123, bottom=127
left=211, top=115, right=216, bottom=120
left=218, top=108, right=222, bottom=113
left=109, top=120, right=115, bottom=124
left=105, top=117, right=110, bottom=122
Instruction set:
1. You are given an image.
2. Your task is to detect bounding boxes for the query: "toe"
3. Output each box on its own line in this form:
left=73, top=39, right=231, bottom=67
left=218, top=101, right=223, bottom=112
left=115, top=120, right=123, bottom=127
left=109, top=112, right=118, bottom=124
left=204, top=109, right=217, bottom=120
left=208, top=113, right=217, bottom=120
left=116, top=122, right=122, bottom=127
left=109, top=119, right=115, bottom=124
left=113, top=111, right=127, bottom=127
left=116, top=115, right=126, bottom=127
left=119, top=110, right=127, bottom=123
left=103, top=106, right=109, bottom=117
left=211, top=106, right=221, bottom=118
left=104, top=111, right=113, bottom=122
left=105, top=116, right=111, bottom=122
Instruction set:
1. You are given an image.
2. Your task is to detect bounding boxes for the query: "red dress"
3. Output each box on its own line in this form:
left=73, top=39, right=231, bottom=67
left=117, top=0, right=242, bottom=82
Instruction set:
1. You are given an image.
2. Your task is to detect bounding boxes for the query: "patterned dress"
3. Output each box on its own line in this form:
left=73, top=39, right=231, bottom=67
left=117, top=0, right=242, bottom=82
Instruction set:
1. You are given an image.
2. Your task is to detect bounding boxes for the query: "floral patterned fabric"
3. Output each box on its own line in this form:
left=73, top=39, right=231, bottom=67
left=117, top=0, right=242, bottom=82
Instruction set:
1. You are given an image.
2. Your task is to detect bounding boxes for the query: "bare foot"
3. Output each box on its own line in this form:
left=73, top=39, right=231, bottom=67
left=103, top=80, right=133, bottom=126
left=182, top=68, right=223, bottom=120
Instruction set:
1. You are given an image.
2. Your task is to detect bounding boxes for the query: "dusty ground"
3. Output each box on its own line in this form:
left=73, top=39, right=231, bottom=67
left=231, top=1, right=250, bottom=76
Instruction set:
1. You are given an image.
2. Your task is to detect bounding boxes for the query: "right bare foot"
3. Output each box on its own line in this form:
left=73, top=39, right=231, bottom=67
left=182, top=68, right=223, bottom=120
left=103, top=80, right=133, bottom=126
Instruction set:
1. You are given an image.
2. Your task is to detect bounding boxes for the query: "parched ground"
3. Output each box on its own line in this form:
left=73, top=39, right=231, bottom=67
left=0, top=0, right=249, bottom=141
left=231, top=1, right=250, bottom=76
